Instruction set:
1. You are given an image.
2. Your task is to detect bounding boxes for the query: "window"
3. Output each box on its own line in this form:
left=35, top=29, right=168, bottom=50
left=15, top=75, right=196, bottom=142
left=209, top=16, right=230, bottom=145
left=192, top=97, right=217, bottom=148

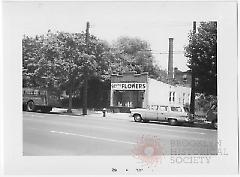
left=183, top=93, right=185, bottom=104
left=159, top=106, right=167, bottom=111
left=151, top=105, right=158, bottom=110
left=169, top=92, right=175, bottom=102
left=183, top=74, right=187, bottom=82
left=171, top=107, right=182, bottom=112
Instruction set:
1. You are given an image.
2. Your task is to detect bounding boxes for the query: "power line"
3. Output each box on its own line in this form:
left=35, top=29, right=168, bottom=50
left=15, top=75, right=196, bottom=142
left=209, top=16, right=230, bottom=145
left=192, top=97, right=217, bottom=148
left=151, top=51, right=185, bottom=55
left=139, top=49, right=185, bottom=54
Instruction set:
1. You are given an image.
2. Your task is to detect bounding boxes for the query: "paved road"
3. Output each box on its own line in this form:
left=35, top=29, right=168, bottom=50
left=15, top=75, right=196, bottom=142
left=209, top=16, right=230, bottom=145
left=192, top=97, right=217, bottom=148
left=23, top=112, right=217, bottom=156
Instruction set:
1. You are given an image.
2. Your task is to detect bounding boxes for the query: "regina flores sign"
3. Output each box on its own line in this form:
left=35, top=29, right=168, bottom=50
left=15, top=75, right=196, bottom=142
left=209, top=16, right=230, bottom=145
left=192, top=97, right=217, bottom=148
left=111, top=83, right=146, bottom=90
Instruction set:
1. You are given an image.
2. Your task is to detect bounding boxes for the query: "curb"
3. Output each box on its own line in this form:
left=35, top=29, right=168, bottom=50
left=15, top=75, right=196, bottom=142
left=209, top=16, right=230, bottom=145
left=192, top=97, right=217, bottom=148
left=53, top=109, right=132, bottom=121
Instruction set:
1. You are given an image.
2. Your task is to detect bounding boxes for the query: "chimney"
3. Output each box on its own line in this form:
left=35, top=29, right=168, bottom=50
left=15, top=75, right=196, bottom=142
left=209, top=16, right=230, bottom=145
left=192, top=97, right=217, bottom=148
left=168, top=38, right=174, bottom=80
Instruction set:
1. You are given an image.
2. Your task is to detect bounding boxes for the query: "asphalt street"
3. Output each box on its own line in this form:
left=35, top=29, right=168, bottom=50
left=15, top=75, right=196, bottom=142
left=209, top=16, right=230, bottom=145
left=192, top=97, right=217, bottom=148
left=23, top=112, right=217, bottom=156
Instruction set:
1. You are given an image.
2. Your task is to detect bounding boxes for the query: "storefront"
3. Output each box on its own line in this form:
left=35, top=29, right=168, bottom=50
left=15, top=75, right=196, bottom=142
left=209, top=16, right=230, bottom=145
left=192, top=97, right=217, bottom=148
left=110, top=72, right=191, bottom=112
left=110, top=72, right=148, bottom=112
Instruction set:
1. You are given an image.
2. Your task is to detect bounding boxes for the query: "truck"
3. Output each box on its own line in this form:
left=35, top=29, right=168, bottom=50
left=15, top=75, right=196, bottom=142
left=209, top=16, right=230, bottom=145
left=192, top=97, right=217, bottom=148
left=23, top=88, right=61, bottom=113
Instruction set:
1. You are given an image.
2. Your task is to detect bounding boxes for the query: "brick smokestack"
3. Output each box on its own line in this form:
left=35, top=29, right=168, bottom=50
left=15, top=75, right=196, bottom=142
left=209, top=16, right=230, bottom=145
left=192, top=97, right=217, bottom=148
left=168, top=38, right=174, bottom=80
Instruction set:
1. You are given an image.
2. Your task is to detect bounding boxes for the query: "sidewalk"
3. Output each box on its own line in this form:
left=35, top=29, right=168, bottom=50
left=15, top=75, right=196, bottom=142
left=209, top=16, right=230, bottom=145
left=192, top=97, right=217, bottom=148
left=52, top=108, right=132, bottom=121
left=51, top=108, right=215, bottom=129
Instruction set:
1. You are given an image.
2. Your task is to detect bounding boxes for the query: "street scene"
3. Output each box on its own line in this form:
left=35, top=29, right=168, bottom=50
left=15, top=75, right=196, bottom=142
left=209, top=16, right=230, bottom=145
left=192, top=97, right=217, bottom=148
left=23, top=110, right=217, bottom=156
left=22, top=2, right=217, bottom=157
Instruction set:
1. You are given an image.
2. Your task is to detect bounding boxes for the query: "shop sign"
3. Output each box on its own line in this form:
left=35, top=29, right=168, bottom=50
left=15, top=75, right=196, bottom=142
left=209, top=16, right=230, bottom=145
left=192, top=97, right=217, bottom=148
left=111, top=83, right=146, bottom=90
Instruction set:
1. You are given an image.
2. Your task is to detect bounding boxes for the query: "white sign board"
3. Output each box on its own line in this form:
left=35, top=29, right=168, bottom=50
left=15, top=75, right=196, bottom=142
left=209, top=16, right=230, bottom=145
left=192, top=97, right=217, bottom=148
left=111, top=83, right=146, bottom=90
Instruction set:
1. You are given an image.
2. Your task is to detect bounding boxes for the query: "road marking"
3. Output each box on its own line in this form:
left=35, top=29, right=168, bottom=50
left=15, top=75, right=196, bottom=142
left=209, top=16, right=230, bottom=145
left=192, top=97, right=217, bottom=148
left=30, top=114, right=45, bottom=118
left=50, top=130, right=137, bottom=145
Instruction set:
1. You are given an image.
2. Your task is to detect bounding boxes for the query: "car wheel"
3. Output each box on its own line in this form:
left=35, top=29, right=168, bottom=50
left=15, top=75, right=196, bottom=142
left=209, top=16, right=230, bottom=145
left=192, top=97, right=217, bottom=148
left=134, top=114, right=142, bottom=122
left=168, top=119, right=178, bottom=126
left=212, top=120, right=217, bottom=129
left=26, top=101, right=35, bottom=112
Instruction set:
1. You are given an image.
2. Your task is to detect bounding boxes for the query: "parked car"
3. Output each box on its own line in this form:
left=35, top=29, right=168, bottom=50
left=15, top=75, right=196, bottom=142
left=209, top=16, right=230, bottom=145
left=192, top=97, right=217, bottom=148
left=206, top=103, right=217, bottom=129
left=130, top=105, right=193, bottom=126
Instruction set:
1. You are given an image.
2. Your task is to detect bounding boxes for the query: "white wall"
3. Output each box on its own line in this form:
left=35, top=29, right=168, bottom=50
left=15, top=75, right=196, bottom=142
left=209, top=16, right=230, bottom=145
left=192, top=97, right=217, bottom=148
left=147, top=78, right=191, bottom=107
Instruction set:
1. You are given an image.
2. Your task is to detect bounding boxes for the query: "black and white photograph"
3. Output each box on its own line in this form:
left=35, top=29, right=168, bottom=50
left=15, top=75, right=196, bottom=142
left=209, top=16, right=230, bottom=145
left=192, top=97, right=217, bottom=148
left=1, top=1, right=238, bottom=175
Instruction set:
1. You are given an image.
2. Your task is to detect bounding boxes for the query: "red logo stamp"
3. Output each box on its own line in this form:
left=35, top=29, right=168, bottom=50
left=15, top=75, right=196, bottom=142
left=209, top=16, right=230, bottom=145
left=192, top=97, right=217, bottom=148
left=132, top=135, right=163, bottom=167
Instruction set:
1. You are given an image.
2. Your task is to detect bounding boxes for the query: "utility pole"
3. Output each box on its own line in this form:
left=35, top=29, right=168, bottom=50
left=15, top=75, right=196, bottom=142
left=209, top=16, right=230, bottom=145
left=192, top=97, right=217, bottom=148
left=190, top=21, right=196, bottom=116
left=82, top=22, right=90, bottom=115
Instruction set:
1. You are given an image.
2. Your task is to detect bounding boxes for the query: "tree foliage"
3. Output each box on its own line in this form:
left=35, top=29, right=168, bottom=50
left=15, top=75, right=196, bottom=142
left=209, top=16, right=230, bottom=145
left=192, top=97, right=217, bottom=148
left=106, top=36, right=168, bottom=81
left=185, top=22, right=217, bottom=95
left=22, top=31, right=109, bottom=111
left=22, top=35, right=44, bottom=87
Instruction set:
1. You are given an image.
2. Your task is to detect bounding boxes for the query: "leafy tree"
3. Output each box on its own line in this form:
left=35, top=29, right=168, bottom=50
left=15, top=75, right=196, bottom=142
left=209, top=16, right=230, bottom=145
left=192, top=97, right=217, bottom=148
left=22, top=35, right=44, bottom=87
left=151, top=65, right=168, bottom=83
left=185, top=22, right=217, bottom=95
left=22, top=31, right=109, bottom=112
left=109, top=37, right=155, bottom=75
left=104, top=36, right=169, bottom=83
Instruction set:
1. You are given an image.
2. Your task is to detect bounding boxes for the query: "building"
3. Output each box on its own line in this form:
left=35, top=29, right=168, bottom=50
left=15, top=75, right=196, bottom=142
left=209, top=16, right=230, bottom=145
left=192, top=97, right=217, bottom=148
left=174, top=67, right=192, bottom=87
left=110, top=72, right=191, bottom=112
left=109, top=37, right=191, bottom=112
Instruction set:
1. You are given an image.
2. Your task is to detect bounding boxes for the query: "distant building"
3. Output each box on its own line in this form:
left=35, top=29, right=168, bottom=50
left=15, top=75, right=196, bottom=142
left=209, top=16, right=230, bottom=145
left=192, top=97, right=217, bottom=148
left=166, top=38, right=191, bottom=87
left=174, top=67, right=192, bottom=87
left=110, top=72, right=191, bottom=112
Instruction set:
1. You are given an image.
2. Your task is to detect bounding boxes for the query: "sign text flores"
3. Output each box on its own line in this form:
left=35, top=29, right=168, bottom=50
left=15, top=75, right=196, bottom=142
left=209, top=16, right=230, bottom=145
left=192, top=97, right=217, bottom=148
left=111, top=83, right=147, bottom=90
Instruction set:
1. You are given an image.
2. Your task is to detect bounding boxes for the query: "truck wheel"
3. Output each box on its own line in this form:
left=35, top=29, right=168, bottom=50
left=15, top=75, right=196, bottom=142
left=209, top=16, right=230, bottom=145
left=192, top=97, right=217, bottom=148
left=22, top=104, right=27, bottom=111
left=168, top=119, right=178, bottom=126
left=134, top=114, right=142, bottom=122
left=26, top=101, right=35, bottom=112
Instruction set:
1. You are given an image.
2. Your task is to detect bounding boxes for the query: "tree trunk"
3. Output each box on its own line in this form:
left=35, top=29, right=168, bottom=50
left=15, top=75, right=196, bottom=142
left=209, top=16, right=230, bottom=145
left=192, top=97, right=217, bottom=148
left=67, top=90, right=73, bottom=113
left=67, top=80, right=74, bottom=113
left=82, top=74, right=88, bottom=115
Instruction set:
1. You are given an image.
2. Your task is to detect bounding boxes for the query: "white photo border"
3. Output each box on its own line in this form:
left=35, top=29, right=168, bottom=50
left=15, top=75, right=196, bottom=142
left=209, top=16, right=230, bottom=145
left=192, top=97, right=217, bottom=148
left=2, top=1, right=238, bottom=175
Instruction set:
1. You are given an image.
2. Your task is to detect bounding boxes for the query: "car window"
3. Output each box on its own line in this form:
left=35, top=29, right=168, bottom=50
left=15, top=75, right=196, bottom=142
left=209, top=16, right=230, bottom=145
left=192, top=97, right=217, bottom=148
left=159, top=106, right=167, bottom=111
left=149, top=105, right=158, bottom=110
left=170, top=107, right=182, bottom=112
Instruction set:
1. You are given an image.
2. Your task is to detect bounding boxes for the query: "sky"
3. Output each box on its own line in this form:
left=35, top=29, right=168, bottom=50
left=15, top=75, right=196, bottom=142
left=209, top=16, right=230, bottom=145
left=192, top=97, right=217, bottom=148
left=4, top=1, right=209, bottom=71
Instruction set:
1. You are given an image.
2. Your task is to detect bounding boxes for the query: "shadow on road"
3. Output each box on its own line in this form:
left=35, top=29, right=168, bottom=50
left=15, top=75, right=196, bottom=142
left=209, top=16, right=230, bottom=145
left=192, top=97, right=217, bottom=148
left=130, top=120, right=217, bottom=130
left=23, top=110, right=61, bottom=115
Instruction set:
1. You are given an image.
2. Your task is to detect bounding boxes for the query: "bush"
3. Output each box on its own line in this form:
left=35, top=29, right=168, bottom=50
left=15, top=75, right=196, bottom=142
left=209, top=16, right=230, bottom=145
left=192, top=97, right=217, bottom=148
left=195, top=94, right=217, bottom=114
